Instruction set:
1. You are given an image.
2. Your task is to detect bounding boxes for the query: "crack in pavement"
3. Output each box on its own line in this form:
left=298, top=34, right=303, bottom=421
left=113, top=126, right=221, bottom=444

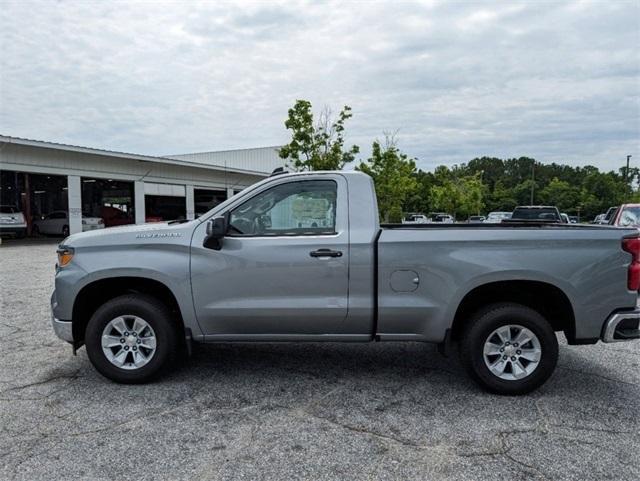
left=0, top=370, right=82, bottom=394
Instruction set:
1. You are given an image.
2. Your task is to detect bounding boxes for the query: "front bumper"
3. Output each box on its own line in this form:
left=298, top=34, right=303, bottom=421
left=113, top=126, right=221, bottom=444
left=51, top=291, right=73, bottom=342
left=602, top=307, right=640, bottom=343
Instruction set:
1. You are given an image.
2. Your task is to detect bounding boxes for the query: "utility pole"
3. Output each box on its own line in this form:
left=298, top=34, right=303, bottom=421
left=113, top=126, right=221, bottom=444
left=530, top=161, right=535, bottom=205
left=626, top=155, right=633, bottom=201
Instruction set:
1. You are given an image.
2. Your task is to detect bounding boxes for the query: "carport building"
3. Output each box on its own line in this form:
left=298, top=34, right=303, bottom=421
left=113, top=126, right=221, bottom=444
left=0, top=136, right=284, bottom=236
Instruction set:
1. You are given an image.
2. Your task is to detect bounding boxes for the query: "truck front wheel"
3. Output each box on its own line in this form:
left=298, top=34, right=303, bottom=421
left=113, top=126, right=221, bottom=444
left=460, top=303, right=559, bottom=395
left=85, top=294, right=178, bottom=384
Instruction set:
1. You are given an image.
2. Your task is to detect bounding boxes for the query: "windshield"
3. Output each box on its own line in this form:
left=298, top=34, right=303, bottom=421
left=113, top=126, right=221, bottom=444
left=617, top=206, right=640, bottom=227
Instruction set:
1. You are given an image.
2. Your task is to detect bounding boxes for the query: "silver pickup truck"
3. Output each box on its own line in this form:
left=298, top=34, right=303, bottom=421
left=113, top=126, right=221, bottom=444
left=51, top=171, right=640, bottom=394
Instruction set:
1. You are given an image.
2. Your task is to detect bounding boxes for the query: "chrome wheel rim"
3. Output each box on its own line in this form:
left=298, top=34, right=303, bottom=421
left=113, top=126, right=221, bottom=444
left=101, top=315, right=157, bottom=370
left=483, top=325, right=542, bottom=381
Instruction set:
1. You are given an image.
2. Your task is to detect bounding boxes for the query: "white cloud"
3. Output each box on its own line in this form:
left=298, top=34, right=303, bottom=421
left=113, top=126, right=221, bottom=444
left=0, top=0, right=638, bottom=172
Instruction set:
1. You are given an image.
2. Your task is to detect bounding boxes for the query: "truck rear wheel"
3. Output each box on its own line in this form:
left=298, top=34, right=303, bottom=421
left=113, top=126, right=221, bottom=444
left=460, top=303, right=558, bottom=395
left=85, top=294, right=178, bottom=384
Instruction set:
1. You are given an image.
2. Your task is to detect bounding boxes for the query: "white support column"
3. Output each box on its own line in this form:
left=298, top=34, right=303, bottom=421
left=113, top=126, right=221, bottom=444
left=134, top=181, right=146, bottom=224
left=186, top=185, right=195, bottom=220
left=67, top=175, right=82, bottom=235
left=226, top=187, right=234, bottom=200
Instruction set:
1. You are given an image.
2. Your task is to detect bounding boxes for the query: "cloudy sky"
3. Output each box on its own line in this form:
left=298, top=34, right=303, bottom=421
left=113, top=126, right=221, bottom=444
left=1, top=0, right=638, bottom=172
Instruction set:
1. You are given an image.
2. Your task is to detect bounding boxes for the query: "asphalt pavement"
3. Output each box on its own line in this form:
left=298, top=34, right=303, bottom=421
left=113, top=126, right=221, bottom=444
left=1, top=239, right=638, bottom=480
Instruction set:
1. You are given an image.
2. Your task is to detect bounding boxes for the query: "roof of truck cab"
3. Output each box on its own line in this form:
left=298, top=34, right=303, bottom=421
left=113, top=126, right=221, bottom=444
left=514, top=206, right=557, bottom=209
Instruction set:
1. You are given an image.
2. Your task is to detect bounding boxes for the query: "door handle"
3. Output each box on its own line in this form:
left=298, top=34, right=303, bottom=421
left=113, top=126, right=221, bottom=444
left=310, top=249, right=343, bottom=258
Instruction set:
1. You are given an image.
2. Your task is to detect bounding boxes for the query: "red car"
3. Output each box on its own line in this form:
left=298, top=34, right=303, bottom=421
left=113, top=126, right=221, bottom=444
left=610, top=204, right=640, bottom=227
left=100, top=206, right=134, bottom=228
left=101, top=206, right=164, bottom=226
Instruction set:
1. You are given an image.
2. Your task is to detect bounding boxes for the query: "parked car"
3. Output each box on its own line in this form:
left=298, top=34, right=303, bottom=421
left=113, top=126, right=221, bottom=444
left=507, top=206, right=563, bottom=223
left=50, top=171, right=640, bottom=395
left=484, top=212, right=512, bottom=223
left=34, top=211, right=104, bottom=236
left=429, top=213, right=454, bottom=223
left=402, top=214, right=428, bottom=224
left=595, top=207, right=618, bottom=224
left=568, top=216, right=579, bottom=224
left=467, top=215, right=485, bottom=223
left=101, top=206, right=134, bottom=228
left=610, top=204, right=640, bottom=227
left=561, top=213, right=570, bottom=224
left=0, top=205, right=26, bottom=238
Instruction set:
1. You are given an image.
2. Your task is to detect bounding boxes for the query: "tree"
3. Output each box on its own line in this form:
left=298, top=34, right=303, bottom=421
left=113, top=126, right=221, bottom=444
left=539, top=178, right=581, bottom=213
left=430, top=173, right=485, bottom=219
left=279, top=100, right=359, bottom=171
left=356, top=136, right=417, bottom=222
left=485, top=180, right=517, bottom=212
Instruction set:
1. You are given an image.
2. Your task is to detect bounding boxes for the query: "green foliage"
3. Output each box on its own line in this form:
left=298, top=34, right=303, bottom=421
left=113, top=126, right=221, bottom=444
left=356, top=138, right=417, bottom=222
left=279, top=100, right=359, bottom=171
left=430, top=173, right=485, bottom=219
left=539, top=178, right=581, bottom=211
left=416, top=157, right=633, bottom=221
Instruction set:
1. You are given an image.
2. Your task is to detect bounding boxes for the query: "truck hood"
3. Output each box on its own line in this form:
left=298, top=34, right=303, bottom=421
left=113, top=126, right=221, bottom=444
left=62, top=220, right=199, bottom=248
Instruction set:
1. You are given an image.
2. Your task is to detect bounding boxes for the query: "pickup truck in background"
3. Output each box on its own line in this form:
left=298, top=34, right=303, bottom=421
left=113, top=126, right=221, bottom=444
left=610, top=204, right=640, bottom=228
left=507, top=205, right=565, bottom=223
left=50, top=171, right=640, bottom=394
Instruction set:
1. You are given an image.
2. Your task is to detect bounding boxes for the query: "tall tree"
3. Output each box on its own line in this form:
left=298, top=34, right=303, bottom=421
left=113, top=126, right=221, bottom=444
left=430, top=173, right=485, bottom=219
left=279, top=100, right=359, bottom=171
left=356, top=136, right=417, bottom=222
left=539, top=178, right=581, bottom=213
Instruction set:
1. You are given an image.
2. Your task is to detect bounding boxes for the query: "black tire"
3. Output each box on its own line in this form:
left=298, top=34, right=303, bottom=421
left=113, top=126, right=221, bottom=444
left=15, top=229, right=25, bottom=239
left=85, top=294, right=178, bottom=384
left=62, top=225, right=69, bottom=237
left=460, top=303, right=559, bottom=395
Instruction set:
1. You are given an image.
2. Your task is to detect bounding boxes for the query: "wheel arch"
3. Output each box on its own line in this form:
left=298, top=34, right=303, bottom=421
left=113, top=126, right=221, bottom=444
left=451, top=280, right=577, bottom=343
left=72, top=276, right=187, bottom=346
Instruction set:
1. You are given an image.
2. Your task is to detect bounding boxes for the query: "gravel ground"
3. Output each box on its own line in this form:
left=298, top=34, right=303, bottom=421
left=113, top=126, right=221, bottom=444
left=1, top=238, right=639, bottom=481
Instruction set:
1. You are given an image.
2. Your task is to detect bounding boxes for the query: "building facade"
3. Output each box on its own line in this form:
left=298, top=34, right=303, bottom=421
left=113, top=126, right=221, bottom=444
left=0, top=135, right=284, bottom=235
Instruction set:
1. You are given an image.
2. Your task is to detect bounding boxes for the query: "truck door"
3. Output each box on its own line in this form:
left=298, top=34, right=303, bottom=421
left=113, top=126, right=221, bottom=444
left=190, top=175, right=350, bottom=337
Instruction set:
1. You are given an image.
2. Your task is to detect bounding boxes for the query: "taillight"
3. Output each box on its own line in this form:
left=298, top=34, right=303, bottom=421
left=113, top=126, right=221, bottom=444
left=622, top=237, right=640, bottom=291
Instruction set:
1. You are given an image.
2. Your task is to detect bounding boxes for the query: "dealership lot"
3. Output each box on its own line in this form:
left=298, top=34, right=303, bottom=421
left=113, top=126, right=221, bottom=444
left=1, top=239, right=639, bottom=481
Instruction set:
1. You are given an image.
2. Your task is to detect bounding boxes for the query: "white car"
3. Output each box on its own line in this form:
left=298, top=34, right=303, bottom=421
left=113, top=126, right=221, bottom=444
left=0, top=205, right=27, bottom=238
left=433, top=214, right=455, bottom=223
left=484, top=212, right=512, bottom=223
left=33, top=211, right=104, bottom=236
left=402, top=214, right=429, bottom=224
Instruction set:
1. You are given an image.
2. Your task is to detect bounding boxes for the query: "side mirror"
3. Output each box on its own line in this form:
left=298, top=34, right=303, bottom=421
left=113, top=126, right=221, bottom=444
left=206, top=216, right=227, bottom=238
left=204, top=216, right=227, bottom=250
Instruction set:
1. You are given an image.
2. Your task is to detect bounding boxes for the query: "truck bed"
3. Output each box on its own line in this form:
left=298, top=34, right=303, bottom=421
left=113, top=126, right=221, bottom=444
left=381, top=222, right=620, bottom=230
left=376, top=223, right=637, bottom=343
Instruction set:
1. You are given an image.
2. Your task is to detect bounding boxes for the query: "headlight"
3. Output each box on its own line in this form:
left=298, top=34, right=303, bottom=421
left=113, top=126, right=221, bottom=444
left=56, top=246, right=74, bottom=267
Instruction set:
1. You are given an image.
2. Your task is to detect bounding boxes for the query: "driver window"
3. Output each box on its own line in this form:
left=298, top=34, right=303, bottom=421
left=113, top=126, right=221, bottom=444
left=228, top=180, right=337, bottom=236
